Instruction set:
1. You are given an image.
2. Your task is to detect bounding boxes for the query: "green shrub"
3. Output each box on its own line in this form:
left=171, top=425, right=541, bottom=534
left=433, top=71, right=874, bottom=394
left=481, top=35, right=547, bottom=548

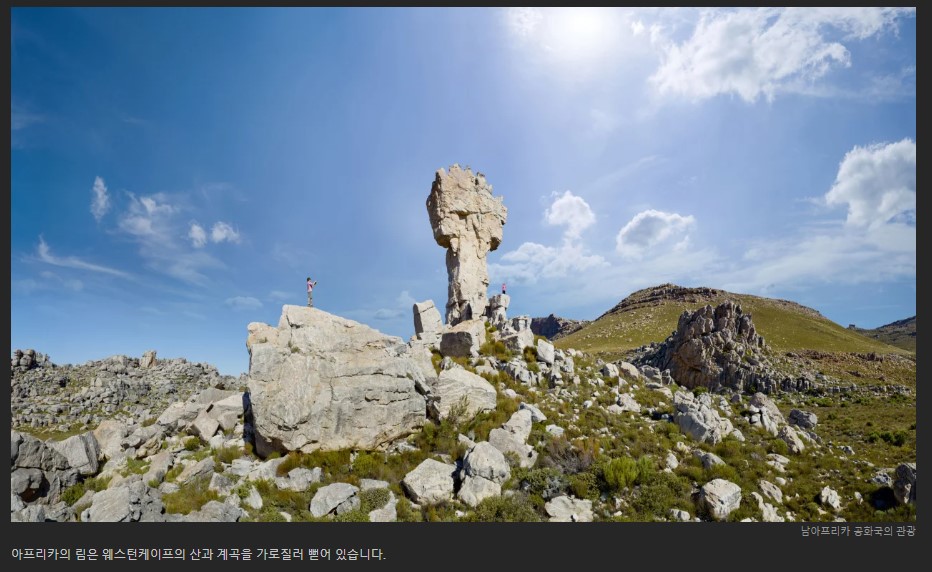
left=162, top=477, right=221, bottom=515
left=60, top=475, right=112, bottom=506
left=214, top=445, right=244, bottom=465
left=602, top=457, right=639, bottom=491
left=183, top=436, right=200, bottom=451
left=479, top=340, right=513, bottom=361
left=629, top=471, right=692, bottom=520
left=519, top=467, right=568, bottom=499
left=568, top=472, right=599, bottom=500
left=352, top=452, right=383, bottom=478
left=465, top=493, right=541, bottom=522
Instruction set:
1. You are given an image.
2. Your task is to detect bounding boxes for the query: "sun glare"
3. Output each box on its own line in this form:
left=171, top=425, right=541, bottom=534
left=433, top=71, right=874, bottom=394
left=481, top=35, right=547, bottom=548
left=543, top=8, right=618, bottom=64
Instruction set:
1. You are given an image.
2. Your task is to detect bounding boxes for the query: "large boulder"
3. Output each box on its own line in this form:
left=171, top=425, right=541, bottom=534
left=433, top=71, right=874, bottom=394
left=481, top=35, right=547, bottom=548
left=545, top=496, right=593, bottom=522
left=425, top=367, right=496, bottom=421
left=457, top=476, right=501, bottom=508
left=673, top=391, right=734, bottom=445
left=819, top=486, right=841, bottom=511
left=439, top=319, right=486, bottom=358
left=81, top=480, right=165, bottom=522
left=788, top=409, right=818, bottom=429
left=462, top=441, right=511, bottom=484
left=309, top=483, right=360, bottom=518
left=401, top=458, right=456, bottom=505
left=536, top=339, right=555, bottom=366
left=413, top=300, right=444, bottom=343
left=48, top=432, right=100, bottom=477
left=700, top=479, right=742, bottom=521
left=10, top=431, right=78, bottom=503
left=893, top=463, right=916, bottom=505
left=246, top=306, right=427, bottom=456
left=426, top=164, right=507, bottom=326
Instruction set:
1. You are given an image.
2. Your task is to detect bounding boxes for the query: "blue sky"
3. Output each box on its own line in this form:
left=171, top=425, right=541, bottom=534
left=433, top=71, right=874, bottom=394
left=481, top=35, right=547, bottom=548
left=11, top=8, right=916, bottom=375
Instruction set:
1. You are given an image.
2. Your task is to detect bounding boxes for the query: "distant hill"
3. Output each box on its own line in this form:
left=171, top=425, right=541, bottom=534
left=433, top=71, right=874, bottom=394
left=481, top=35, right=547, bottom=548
left=530, top=314, right=590, bottom=340
left=556, top=284, right=908, bottom=362
left=848, top=316, right=916, bottom=352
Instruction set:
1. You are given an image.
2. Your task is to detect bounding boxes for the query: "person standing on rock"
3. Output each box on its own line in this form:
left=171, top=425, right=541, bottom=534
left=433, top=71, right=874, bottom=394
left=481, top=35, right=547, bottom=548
left=306, top=277, right=318, bottom=307
left=502, top=282, right=507, bottom=295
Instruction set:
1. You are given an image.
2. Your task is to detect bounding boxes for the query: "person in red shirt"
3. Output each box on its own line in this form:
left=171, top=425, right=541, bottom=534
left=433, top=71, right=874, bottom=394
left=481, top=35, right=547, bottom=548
left=502, top=282, right=507, bottom=295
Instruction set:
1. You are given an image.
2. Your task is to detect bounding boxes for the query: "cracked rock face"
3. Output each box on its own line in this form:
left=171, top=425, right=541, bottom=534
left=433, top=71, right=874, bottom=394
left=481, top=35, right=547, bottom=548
left=426, top=164, right=507, bottom=326
left=640, top=301, right=792, bottom=393
left=246, top=306, right=427, bottom=456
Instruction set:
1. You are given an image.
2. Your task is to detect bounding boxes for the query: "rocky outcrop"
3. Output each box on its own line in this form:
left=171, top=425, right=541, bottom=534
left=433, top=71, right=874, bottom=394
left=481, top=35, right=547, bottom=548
left=672, top=391, right=735, bottom=445
left=819, top=486, right=841, bottom=511
left=402, top=458, right=456, bottom=505
left=489, top=410, right=538, bottom=469
left=640, top=301, right=776, bottom=392
left=412, top=300, right=444, bottom=344
left=638, top=301, right=813, bottom=394
left=11, top=350, right=235, bottom=438
left=246, top=306, right=427, bottom=456
left=893, top=463, right=916, bottom=505
left=700, top=479, right=742, bottom=520
left=81, top=480, right=165, bottom=522
left=11, top=431, right=79, bottom=503
left=11, top=349, right=51, bottom=372
left=530, top=315, right=589, bottom=340
left=48, top=433, right=100, bottom=477
left=426, top=164, right=507, bottom=326
left=788, top=409, right=818, bottom=429
left=545, top=496, right=593, bottom=522
left=486, top=294, right=510, bottom=330
left=425, top=366, right=497, bottom=422
left=439, top=319, right=486, bottom=358
left=309, top=483, right=360, bottom=517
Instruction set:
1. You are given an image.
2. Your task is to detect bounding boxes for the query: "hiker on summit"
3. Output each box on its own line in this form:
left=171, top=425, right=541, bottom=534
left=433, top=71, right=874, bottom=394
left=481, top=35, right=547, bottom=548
left=307, top=277, right=318, bottom=307
left=502, top=282, right=507, bottom=295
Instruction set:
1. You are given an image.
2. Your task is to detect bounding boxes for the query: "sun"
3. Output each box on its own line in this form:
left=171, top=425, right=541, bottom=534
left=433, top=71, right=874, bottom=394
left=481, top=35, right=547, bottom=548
left=541, top=8, right=619, bottom=64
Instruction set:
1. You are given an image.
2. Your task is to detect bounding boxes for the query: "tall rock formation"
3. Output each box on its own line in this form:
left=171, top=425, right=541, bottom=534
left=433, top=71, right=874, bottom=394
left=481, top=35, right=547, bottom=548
left=426, top=164, right=507, bottom=326
left=246, top=306, right=427, bottom=457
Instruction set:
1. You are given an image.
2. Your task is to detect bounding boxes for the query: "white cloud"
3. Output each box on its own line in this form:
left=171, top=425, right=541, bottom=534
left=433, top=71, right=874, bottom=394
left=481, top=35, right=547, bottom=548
left=189, top=223, right=207, bottom=248
left=825, top=138, right=915, bottom=229
left=545, top=191, right=596, bottom=239
left=649, top=7, right=914, bottom=103
left=506, top=7, right=543, bottom=39
left=631, top=20, right=645, bottom=36
left=36, top=236, right=129, bottom=277
left=210, top=222, right=241, bottom=244
left=492, top=190, right=606, bottom=285
left=225, top=296, right=263, bottom=311
left=118, top=193, right=175, bottom=239
left=90, top=177, right=110, bottom=222
left=113, top=192, right=228, bottom=285
left=491, top=241, right=607, bottom=285
left=616, top=209, right=696, bottom=259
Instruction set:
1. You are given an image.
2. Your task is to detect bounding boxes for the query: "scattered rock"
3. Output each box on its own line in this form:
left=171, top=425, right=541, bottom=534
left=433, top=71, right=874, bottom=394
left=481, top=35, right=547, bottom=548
left=700, top=479, right=742, bottom=520
left=545, top=496, right=593, bottom=522
left=402, top=459, right=456, bottom=505
left=309, top=483, right=360, bottom=517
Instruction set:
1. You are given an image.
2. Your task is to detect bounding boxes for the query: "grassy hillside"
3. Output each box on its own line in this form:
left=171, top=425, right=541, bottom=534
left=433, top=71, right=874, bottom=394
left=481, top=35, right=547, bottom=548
left=556, top=285, right=908, bottom=362
left=849, top=316, right=916, bottom=353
